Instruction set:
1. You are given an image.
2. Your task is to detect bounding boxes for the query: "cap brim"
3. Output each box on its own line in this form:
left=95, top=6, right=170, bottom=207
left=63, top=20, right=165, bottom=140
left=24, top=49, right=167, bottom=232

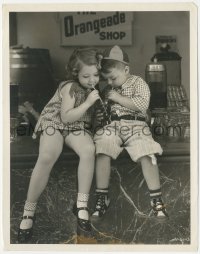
left=103, top=57, right=129, bottom=65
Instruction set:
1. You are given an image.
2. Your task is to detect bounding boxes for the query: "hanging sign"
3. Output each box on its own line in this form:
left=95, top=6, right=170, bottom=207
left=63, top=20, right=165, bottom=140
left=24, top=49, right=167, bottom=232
left=60, top=12, right=133, bottom=46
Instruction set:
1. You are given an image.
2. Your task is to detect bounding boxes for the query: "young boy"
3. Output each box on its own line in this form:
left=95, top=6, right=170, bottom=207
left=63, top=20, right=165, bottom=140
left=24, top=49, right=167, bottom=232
left=92, top=45, right=168, bottom=219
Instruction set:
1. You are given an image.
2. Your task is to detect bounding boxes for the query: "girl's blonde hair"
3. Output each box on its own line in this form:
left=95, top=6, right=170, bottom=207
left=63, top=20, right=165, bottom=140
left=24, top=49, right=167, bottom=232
left=65, top=48, right=102, bottom=80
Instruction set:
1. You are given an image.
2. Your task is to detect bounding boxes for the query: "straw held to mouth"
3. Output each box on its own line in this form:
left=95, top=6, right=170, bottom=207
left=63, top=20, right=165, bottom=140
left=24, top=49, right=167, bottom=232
left=91, top=85, right=111, bottom=122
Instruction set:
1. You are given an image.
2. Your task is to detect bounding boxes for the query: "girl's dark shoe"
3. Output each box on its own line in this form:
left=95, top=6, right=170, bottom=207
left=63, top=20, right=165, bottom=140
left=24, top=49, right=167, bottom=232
left=72, top=204, right=92, bottom=232
left=17, top=215, right=36, bottom=243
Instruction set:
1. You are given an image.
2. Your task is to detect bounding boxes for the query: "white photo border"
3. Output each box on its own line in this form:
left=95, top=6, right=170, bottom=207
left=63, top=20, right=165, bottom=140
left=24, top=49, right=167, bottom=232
left=2, top=2, right=198, bottom=252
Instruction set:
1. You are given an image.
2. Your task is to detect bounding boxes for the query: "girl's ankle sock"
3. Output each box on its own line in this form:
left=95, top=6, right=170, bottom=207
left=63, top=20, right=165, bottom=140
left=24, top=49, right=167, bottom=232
left=76, top=193, right=89, bottom=220
left=20, top=201, right=37, bottom=230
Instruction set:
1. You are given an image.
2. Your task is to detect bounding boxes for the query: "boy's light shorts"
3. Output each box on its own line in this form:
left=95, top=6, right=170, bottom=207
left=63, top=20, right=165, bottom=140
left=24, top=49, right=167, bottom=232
left=94, top=120, right=163, bottom=162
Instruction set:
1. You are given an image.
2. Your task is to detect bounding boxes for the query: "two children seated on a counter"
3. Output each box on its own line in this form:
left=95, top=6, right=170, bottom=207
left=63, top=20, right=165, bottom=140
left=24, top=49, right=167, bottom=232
left=17, top=45, right=168, bottom=243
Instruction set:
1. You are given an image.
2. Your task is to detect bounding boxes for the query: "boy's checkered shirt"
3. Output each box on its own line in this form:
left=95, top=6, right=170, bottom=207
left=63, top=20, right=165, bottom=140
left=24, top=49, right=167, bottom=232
left=106, top=75, right=150, bottom=118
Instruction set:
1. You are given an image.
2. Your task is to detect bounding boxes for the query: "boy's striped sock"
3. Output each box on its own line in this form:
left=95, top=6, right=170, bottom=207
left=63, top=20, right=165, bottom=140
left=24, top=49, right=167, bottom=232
left=149, top=188, right=168, bottom=218
left=92, top=188, right=110, bottom=218
left=149, top=188, right=162, bottom=200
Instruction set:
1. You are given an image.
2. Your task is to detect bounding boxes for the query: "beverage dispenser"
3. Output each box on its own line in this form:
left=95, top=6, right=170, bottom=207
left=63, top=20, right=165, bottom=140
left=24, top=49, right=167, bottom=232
left=145, top=59, right=167, bottom=109
left=151, top=43, right=182, bottom=86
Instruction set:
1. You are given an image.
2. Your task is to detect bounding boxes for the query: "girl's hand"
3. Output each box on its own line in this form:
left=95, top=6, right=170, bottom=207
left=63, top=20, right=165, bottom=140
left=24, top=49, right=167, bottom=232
left=24, top=101, right=34, bottom=112
left=85, top=90, right=100, bottom=107
left=18, top=105, right=28, bottom=115
left=107, top=90, right=122, bottom=103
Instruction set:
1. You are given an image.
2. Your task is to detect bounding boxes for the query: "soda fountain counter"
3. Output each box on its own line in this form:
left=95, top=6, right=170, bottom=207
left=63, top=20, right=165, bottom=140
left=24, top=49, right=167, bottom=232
left=145, top=48, right=190, bottom=161
left=10, top=87, right=190, bottom=171
left=150, top=108, right=190, bottom=161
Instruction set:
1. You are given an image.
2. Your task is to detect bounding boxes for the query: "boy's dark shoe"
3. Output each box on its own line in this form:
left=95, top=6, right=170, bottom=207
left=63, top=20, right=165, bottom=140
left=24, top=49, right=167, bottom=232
left=151, top=198, right=169, bottom=219
left=92, top=193, right=110, bottom=218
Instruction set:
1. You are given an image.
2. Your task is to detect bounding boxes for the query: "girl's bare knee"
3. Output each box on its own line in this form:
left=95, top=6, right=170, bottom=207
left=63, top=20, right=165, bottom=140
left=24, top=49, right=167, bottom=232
left=79, top=144, right=95, bottom=159
left=38, top=152, right=57, bottom=166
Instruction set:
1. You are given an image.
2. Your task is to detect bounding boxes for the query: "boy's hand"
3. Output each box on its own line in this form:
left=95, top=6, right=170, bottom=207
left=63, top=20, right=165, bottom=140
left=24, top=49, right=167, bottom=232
left=85, top=90, right=100, bottom=107
left=107, top=90, right=122, bottom=103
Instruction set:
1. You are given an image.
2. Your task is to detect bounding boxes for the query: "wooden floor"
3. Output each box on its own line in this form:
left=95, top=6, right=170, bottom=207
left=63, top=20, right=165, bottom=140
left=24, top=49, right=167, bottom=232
left=10, top=136, right=190, bottom=245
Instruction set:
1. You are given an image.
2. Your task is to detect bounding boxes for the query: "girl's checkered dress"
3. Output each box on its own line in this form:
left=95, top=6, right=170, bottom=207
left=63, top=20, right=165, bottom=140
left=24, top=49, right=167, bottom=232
left=33, top=81, right=94, bottom=138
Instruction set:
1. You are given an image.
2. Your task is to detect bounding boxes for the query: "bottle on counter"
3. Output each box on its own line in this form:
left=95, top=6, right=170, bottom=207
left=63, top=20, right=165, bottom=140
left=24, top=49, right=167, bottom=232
left=183, top=124, right=190, bottom=139
left=167, top=119, right=174, bottom=137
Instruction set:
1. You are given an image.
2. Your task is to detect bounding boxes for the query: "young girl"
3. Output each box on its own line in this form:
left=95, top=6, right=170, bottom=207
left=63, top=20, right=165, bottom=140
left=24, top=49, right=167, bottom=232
left=18, top=48, right=101, bottom=243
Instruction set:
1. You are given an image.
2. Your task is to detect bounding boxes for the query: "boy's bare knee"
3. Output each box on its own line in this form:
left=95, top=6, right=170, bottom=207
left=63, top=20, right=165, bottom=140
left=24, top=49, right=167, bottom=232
left=137, top=156, right=148, bottom=165
left=139, top=155, right=157, bottom=166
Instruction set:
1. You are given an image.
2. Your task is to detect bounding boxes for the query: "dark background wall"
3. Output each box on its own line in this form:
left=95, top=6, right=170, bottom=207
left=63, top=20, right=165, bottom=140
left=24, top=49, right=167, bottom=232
left=12, top=11, right=189, bottom=98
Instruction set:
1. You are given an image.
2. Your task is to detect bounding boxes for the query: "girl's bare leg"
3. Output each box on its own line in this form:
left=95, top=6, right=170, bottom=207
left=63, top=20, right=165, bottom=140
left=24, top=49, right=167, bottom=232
left=20, top=130, right=64, bottom=230
left=65, top=130, right=95, bottom=220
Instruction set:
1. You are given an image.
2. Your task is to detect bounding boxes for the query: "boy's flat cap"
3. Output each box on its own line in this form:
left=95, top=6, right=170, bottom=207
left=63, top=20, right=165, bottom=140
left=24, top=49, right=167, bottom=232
left=102, top=45, right=129, bottom=64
